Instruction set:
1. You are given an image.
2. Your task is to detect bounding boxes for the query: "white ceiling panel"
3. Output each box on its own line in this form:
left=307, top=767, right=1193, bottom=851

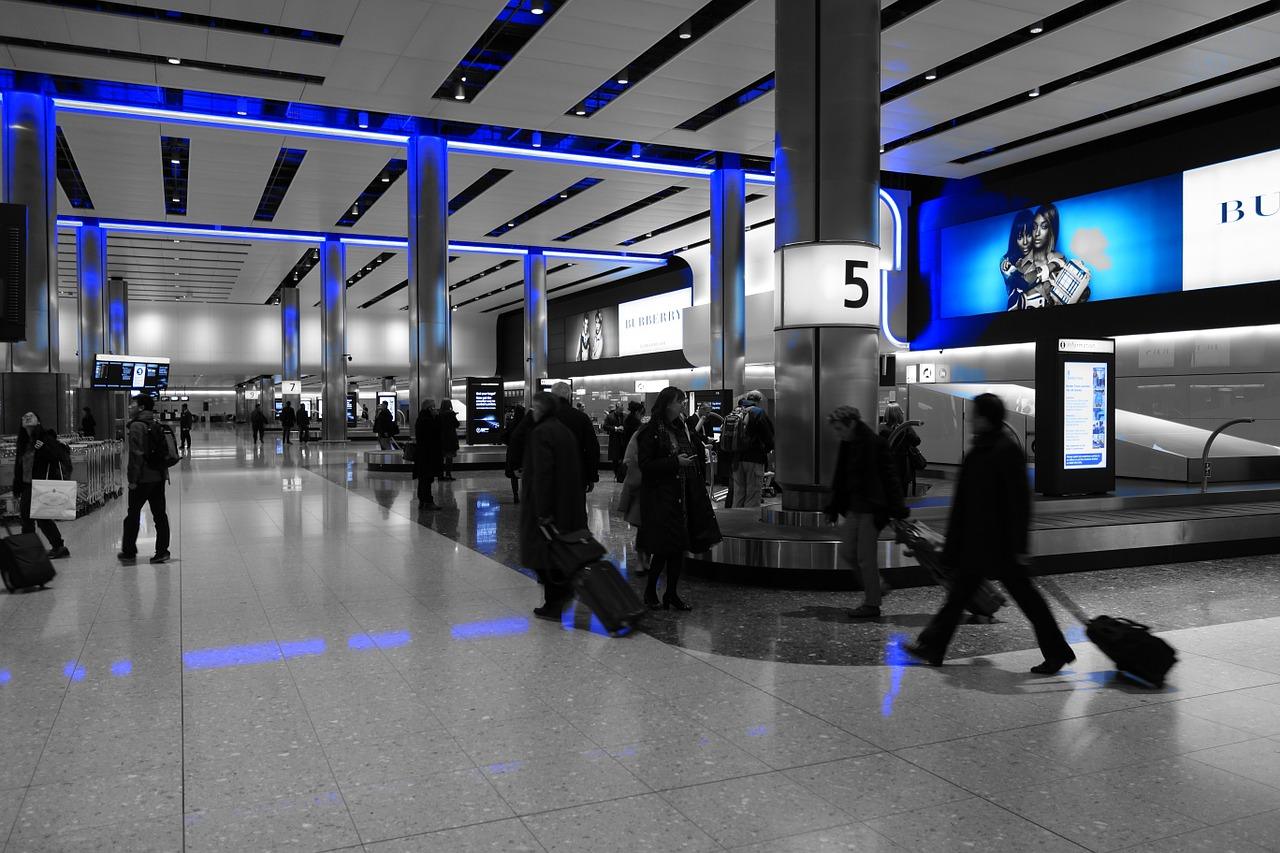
left=205, top=29, right=274, bottom=69
left=278, top=0, right=360, bottom=34
left=211, top=0, right=285, bottom=25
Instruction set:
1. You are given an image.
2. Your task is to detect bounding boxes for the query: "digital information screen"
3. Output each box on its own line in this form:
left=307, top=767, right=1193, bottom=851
left=1063, top=361, right=1107, bottom=469
left=466, top=378, right=504, bottom=445
left=90, top=354, right=170, bottom=391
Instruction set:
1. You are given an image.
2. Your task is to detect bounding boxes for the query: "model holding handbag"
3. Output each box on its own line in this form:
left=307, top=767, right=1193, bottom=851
left=12, top=412, right=71, bottom=559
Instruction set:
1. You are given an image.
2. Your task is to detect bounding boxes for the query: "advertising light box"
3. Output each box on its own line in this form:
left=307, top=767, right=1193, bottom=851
left=618, top=288, right=691, bottom=357
left=466, top=378, right=504, bottom=445
left=564, top=307, right=619, bottom=362
left=1035, top=338, right=1115, bottom=496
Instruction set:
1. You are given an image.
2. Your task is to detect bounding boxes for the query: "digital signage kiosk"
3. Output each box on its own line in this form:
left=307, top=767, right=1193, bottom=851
left=1034, top=338, right=1115, bottom=496
left=466, top=377, right=505, bottom=445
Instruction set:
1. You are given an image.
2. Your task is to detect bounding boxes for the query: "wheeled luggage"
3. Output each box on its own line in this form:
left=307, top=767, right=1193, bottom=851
left=1040, top=578, right=1177, bottom=687
left=574, top=560, right=646, bottom=636
left=0, top=523, right=56, bottom=593
left=893, top=519, right=1006, bottom=620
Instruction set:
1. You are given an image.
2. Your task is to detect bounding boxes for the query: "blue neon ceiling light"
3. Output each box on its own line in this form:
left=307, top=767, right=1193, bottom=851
left=545, top=249, right=666, bottom=266
left=448, top=140, right=714, bottom=179
left=93, top=220, right=326, bottom=243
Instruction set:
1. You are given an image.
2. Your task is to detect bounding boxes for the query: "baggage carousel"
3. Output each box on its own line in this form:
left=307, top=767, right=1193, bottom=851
left=689, top=479, right=1280, bottom=589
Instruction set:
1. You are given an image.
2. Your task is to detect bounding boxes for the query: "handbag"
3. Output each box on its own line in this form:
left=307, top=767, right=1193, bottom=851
left=541, top=526, right=608, bottom=584
left=30, top=456, right=77, bottom=521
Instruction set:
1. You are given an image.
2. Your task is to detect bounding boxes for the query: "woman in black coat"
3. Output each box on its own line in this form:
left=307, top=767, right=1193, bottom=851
left=637, top=387, right=721, bottom=611
left=13, top=412, right=70, bottom=558
left=438, top=400, right=461, bottom=480
left=413, top=401, right=443, bottom=509
left=519, top=392, right=588, bottom=620
left=880, top=403, right=921, bottom=497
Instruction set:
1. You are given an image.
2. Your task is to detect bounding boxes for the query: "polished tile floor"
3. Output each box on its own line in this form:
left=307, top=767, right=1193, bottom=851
left=1, top=428, right=1279, bottom=852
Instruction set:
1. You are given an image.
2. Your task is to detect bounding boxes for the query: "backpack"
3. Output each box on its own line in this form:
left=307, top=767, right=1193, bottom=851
left=138, top=419, right=180, bottom=470
left=720, top=407, right=752, bottom=454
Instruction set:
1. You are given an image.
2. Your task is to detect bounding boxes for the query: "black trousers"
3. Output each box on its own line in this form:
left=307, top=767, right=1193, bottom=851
left=180, top=428, right=191, bottom=450
left=282, top=426, right=293, bottom=444
left=537, top=568, right=573, bottom=607
left=121, top=481, right=171, bottom=556
left=18, top=486, right=63, bottom=549
left=920, top=566, right=1072, bottom=660
left=252, top=425, right=265, bottom=443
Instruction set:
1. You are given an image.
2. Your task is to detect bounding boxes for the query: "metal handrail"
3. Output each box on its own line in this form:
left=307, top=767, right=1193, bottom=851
left=1200, top=417, right=1256, bottom=493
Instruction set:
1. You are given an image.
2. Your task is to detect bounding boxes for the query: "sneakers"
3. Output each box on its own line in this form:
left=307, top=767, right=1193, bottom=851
left=150, top=552, right=171, bottom=565
left=847, top=604, right=881, bottom=619
left=47, top=546, right=70, bottom=560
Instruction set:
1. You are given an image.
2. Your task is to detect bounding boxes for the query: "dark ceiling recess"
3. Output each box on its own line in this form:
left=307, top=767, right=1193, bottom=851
left=160, top=135, right=190, bottom=216
left=22, top=0, right=345, bottom=43
left=884, top=0, right=1280, bottom=155
left=335, top=159, right=407, bottom=227
left=54, top=127, right=94, bottom=209
left=253, top=148, right=307, bottom=222
left=346, top=252, right=396, bottom=289
left=880, top=0, right=947, bottom=28
left=449, top=168, right=513, bottom=214
left=454, top=262, right=575, bottom=310
left=671, top=217, right=773, bottom=254
left=486, top=177, right=603, bottom=237
left=0, top=36, right=326, bottom=84
left=571, top=0, right=754, bottom=118
left=549, top=264, right=629, bottom=295
left=358, top=279, right=408, bottom=310
left=555, top=186, right=688, bottom=242
left=433, top=0, right=566, bottom=103
left=619, top=193, right=765, bottom=246
left=264, top=247, right=320, bottom=304
left=449, top=258, right=520, bottom=292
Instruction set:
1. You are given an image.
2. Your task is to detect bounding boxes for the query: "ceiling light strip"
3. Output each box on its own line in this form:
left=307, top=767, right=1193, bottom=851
left=24, top=0, right=345, bottom=44
left=54, top=127, right=94, bottom=210
left=435, top=0, right=566, bottom=103
left=555, top=186, right=688, bottom=242
left=449, top=168, right=514, bottom=214
left=485, top=177, right=603, bottom=237
left=254, top=148, right=308, bottom=222
left=335, top=158, right=407, bottom=227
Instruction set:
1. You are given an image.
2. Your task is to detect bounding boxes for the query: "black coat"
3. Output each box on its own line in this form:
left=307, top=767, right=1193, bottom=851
left=556, top=400, right=600, bottom=487
left=604, top=410, right=627, bottom=462
left=826, top=419, right=906, bottom=525
left=519, top=417, right=588, bottom=571
left=505, top=410, right=533, bottom=478
left=414, top=410, right=443, bottom=478
left=80, top=413, right=96, bottom=438
left=279, top=406, right=296, bottom=428
left=373, top=408, right=394, bottom=436
left=943, top=428, right=1030, bottom=573
left=13, top=428, right=69, bottom=489
left=438, top=409, right=460, bottom=455
left=636, top=418, right=721, bottom=557
left=881, top=424, right=920, bottom=493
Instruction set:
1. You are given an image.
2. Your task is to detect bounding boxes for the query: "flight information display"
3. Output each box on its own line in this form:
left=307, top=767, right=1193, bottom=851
left=90, top=354, right=170, bottom=391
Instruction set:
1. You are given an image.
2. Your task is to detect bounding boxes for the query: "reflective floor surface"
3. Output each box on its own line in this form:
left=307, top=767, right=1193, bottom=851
left=1, top=427, right=1279, bottom=852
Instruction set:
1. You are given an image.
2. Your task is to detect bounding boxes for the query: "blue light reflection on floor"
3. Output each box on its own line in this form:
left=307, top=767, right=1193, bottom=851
left=473, top=495, right=499, bottom=556
left=182, top=638, right=326, bottom=670
left=450, top=617, right=529, bottom=640
left=348, top=630, right=412, bottom=650
left=0, top=670, right=11, bottom=685
left=746, top=724, right=770, bottom=737
left=1065, top=624, right=1088, bottom=645
left=882, top=633, right=909, bottom=717
left=110, top=660, right=133, bottom=677
left=62, top=661, right=86, bottom=682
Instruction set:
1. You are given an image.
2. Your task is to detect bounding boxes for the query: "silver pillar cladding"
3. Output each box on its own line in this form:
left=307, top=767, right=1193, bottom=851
left=320, top=239, right=346, bottom=441
left=523, top=252, right=547, bottom=407
left=1, top=91, right=58, bottom=372
left=407, top=134, right=450, bottom=415
left=774, top=0, right=882, bottom=511
left=105, top=278, right=128, bottom=354
left=279, top=286, right=301, bottom=408
left=76, top=224, right=107, bottom=387
left=709, top=164, right=746, bottom=395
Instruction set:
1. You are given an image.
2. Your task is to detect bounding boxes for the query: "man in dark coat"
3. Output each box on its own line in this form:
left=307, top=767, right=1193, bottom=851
left=825, top=406, right=908, bottom=619
left=414, top=401, right=443, bottom=509
left=551, top=382, right=600, bottom=494
left=907, top=393, right=1075, bottom=674
left=373, top=401, right=395, bottom=450
left=505, top=407, right=532, bottom=504
left=250, top=404, right=267, bottom=444
left=519, top=392, right=587, bottom=621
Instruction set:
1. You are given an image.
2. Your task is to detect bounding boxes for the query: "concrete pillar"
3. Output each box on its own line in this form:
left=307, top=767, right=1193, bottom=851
left=407, top=133, right=450, bottom=415
left=320, top=239, right=347, bottom=441
left=523, top=251, right=547, bottom=407
left=280, top=286, right=301, bottom=409
left=105, top=278, right=128, bottom=354
left=1, top=91, right=58, bottom=372
left=709, top=158, right=746, bottom=396
left=773, top=0, right=882, bottom=511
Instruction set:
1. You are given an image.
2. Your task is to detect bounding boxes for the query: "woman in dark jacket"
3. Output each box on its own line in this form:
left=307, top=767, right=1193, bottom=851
left=519, top=392, right=587, bottom=620
left=880, top=403, right=921, bottom=497
left=622, top=401, right=643, bottom=450
left=413, top=401, right=443, bottom=509
left=637, top=387, right=721, bottom=611
left=438, top=400, right=460, bottom=480
left=13, top=412, right=70, bottom=558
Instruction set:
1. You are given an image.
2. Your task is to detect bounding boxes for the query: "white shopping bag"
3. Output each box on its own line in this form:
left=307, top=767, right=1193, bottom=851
left=29, top=479, right=77, bottom=520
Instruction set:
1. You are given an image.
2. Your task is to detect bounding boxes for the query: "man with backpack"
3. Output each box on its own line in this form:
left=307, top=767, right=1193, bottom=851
left=722, top=390, right=774, bottom=508
left=119, top=394, right=175, bottom=565
left=179, top=403, right=194, bottom=454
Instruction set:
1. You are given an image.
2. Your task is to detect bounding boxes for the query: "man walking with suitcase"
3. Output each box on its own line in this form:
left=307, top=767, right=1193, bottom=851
left=906, top=393, right=1074, bottom=674
left=119, top=394, right=172, bottom=565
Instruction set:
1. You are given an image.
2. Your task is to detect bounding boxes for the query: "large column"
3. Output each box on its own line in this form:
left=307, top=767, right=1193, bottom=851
left=523, top=251, right=547, bottom=407
left=320, top=239, right=347, bottom=441
left=105, top=278, right=128, bottom=354
left=774, top=0, right=881, bottom=511
left=1, top=91, right=58, bottom=372
left=76, top=223, right=107, bottom=386
left=407, top=133, right=450, bottom=415
left=709, top=157, right=746, bottom=395
left=280, top=286, right=301, bottom=409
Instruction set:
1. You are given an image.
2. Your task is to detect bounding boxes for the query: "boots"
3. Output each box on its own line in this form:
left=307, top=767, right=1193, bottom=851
left=662, top=555, right=691, bottom=611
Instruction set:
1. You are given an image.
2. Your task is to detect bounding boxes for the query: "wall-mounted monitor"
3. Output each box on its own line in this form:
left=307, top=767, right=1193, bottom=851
left=90, top=354, right=170, bottom=391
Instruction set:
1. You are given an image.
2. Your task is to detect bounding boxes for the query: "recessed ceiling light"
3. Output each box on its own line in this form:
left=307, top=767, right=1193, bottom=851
left=358, top=111, right=369, bottom=129
left=1029, top=21, right=1044, bottom=34
left=1028, top=86, right=1040, bottom=97
left=351, top=204, right=359, bottom=215
left=530, top=0, right=545, bottom=14
left=631, top=143, right=642, bottom=159
left=171, top=197, right=180, bottom=202
left=559, top=193, right=568, bottom=199
left=507, top=223, right=515, bottom=228
left=381, top=176, right=390, bottom=183
left=167, top=57, right=181, bottom=65
left=170, top=158, right=180, bottom=165
left=924, top=69, right=938, bottom=81
left=454, top=82, right=467, bottom=101
left=574, top=105, right=587, bottom=116
left=532, top=131, right=542, bottom=148
left=678, top=22, right=692, bottom=39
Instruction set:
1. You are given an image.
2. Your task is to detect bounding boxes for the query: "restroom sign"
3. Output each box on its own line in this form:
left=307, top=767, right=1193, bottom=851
left=775, top=242, right=881, bottom=329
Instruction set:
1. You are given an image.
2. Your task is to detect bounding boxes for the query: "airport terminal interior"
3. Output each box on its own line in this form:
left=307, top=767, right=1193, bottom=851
left=2, top=0, right=1280, bottom=850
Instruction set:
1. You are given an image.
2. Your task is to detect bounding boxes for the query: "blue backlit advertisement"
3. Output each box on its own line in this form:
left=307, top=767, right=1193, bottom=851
left=938, top=175, right=1183, bottom=318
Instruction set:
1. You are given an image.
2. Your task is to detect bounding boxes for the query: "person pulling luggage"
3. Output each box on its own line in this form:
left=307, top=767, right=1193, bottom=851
left=906, top=393, right=1075, bottom=674
left=12, top=412, right=71, bottom=560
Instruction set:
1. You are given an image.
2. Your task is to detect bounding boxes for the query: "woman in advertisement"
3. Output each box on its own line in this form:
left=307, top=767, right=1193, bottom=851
left=1001, top=203, right=1092, bottom=309
left=589, top=310, right=606, bottom=360
left=575, top=313, right=592, bottom=362
left=1000, top=209, right=1036, bottom=310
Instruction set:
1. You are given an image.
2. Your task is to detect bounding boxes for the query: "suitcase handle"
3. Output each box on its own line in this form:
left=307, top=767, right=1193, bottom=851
left=1105, top=616, right=1152, bottom=632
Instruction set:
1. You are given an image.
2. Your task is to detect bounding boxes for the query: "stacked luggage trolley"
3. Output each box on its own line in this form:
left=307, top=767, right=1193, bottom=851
left=0, top=437, right=125, bottom=518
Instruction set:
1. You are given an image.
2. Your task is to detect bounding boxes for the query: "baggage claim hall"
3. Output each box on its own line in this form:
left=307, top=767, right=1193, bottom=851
left=1, top=1, right=1280, bottom=850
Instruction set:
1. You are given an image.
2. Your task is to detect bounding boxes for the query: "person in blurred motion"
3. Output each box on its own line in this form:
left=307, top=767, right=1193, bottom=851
left=551, top=381, right=599, bottom=496
left=414, top=400, right=442, bottom=510
left=687, top=402, right=724, bottom=441
left=13, top=412, right=70, bottom=559
left=637, top=387, right=721, bottom=611
left=80, top=406, right=96, bottom=439
left=824, top=406, right=907, bottom=619
left=604, top=402, right=628, bottom=482
left=881, top=402, right=922, bottom=497
left=373, top=401, right=395, bottom=451
left=906, top=393, right=1075, bottom=673
left=520, top=392, right=586, bottom=621
left=438, top=400, right=460, bottom=480
left=250, top=404, right=267, bottom=445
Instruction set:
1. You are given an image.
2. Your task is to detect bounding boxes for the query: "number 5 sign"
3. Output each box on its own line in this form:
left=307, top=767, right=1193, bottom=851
left=774, top=242, right=881, bottom=330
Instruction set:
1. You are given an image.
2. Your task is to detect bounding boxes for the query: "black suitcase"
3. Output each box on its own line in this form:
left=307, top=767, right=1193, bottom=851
left=893, top=520, right=1006, bottom=620
left=0, top=527, right=57, bottom=593
left=574, top=560, right=646, bottom=636
left=1085, top=615, right=1177, bottom=688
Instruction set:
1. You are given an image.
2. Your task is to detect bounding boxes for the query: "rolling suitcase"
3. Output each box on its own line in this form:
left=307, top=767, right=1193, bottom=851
left=574, top=560, right=646, bottom=636
left=0, top=522, right=57, bottom=593
left=1040, top=578, right=1177, bottom=687
left=893, top=519, right=1005, bottom=620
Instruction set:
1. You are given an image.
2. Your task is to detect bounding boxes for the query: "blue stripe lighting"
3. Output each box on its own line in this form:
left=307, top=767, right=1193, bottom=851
left=182, top=638, right=326, bottom=670
left=64, top=217, right=326, bottom=243
left=450, top=617, right=530, bottom=640
left=348, top=630, right=412, bottom=650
